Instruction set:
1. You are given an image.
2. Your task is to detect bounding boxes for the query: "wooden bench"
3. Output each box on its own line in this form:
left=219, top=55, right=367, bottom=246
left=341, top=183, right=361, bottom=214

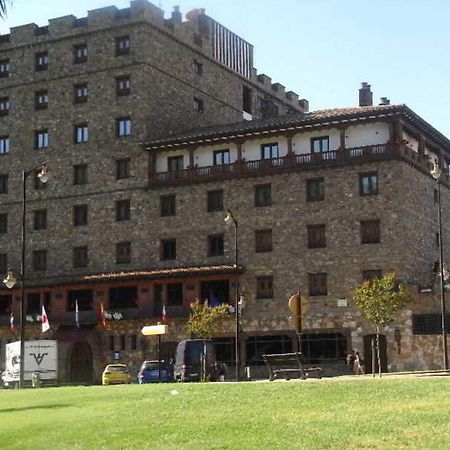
left=262, top=352, right=322, bottom=381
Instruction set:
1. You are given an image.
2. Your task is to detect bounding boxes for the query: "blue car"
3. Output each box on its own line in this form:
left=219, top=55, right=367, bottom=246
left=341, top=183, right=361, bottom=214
left=137, top=360, right=173, bottom=383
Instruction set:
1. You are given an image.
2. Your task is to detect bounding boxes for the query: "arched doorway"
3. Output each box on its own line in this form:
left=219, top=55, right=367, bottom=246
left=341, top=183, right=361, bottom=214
left=70, top=341, right=93, bottom=384
left=363, top=334, right=388, bottom=374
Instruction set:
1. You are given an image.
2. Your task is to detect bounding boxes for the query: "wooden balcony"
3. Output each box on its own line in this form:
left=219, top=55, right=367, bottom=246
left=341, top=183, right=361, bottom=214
left=149, top=142, right=436, bottom=187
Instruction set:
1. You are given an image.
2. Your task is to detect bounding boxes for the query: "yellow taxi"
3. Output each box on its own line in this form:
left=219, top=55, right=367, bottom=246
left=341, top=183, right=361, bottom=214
left=102, top=364, right=131, bottom=385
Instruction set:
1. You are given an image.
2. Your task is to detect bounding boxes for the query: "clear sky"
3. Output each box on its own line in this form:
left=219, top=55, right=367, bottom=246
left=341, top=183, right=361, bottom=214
left=1, top=0, right=449, bottom=137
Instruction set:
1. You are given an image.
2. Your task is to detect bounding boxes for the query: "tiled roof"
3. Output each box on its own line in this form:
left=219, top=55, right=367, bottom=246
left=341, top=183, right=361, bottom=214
left=142, top=104, right=450, bottom=150
left=81, top=264, right=243, bottom=282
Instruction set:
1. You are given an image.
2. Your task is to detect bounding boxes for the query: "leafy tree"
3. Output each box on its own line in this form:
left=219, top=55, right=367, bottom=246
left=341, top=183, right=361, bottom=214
left=353, top=273, right=411, bottom=377
left=0, top=1, right=11, bottom=19
left=186, top=300, right=230, bottom=339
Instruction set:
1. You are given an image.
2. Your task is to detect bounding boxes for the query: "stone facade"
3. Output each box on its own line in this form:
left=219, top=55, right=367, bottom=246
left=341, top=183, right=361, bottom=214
left=0, top=1, right=449, bottom=383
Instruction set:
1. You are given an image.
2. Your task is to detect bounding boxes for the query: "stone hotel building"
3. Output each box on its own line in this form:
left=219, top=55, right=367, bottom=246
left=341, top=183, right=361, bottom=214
left=0, top=1, right=449, bottom=382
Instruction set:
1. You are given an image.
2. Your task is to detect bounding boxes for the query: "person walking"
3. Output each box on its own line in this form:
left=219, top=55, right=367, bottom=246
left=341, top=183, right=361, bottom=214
left=354, top=352, right=365, bottom=375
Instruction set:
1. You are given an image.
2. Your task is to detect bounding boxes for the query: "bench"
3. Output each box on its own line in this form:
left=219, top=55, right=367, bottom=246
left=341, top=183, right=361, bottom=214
left=262, top=352, right=322, bottom=381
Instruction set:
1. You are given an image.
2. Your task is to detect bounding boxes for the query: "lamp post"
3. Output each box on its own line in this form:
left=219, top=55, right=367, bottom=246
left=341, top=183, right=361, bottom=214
left=224, top=208, right=241, bottom=381
left=2, top=163, right=50, bottom=388
left=431, top=163, right=448, bottom=370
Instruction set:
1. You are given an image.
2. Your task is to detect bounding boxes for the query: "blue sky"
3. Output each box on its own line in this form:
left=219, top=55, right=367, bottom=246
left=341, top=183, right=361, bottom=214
left=1, top=0, right=449, bottom=137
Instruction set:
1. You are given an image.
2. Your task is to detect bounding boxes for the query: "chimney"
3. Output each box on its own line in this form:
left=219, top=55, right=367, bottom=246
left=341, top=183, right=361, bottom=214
left=171, top=6, right=182, bottom=23
left=379, top=97, right=390, bottom=106
left=359, top=82, right=373, bottom=107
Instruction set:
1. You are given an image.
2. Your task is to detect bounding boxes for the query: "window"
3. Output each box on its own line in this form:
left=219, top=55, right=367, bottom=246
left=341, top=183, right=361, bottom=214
left=167, top=155, right=183, bottom=172
left=243, top=85, right=252, bottom=114
left=309, top=273, right=327, bottom=296
left=73, top=164, right=88, bottom=185
left=74, top=124, right=88, bottom=144
left=0, top=136, right=9, bottom=154
left=74, top=83, right=88, bottom=104
left=73, top=205, right=88, bottom=226
left=0, top=213, right=7, bottom=234
left=0, top=97, right=9, bottom=115
left=256, top=276, right=273, bottom=299
left=68, top=289, right=93, bottom=311
left=436, top=232, right=440, bottom=248
left=116, top=241, right=131, bottom=264
left=362, top=269, right=382, bottom=282
left=116, top=200, right=130, bottom=221
left=73, top=246, right=88, bottom=268
left=311, top=136, right=329, bottom=153
left=26, top=293, right=41, bottom=314
left=0, top=253, right=6, bottom=274
left=33, top=210, right=47, bottom=230
left=360, top=220, right=380, bottom=244
left=193, top=97, right=204, bottom=112
left=255, top=184, right=271, bottom=207
left=161, top=239, right=176, bottom=260
left=109, top=286, right=138, bottom=309
left=193, top=60, right=203, bottom=75
left=73, top=44, right=88, bottom=63
left=116, top=117, right=131, bottom=137
left=0, top=175, right=7, bottom=194
left=116, top=76, right=130, bottom=96
left=160, top=195, right=176, bottom=217
left=33, top=250, right=47, bottom=271
left=167, top=282, right=183, bottom=306
left=434, top=188, right=439, bottom=204
left=116, top=36, right=130, bottom=55
left=34, top=90, right=48, bottom=110
left=116, top=158, right=130, bottom=180
left=35, top=130, right=49, bottom=149
left=121, top=335, right=126, bottom=351
left=208, top=234, right=224, bottom=257
left=35, top=52, right=48, bottom=71
left=213, top=149, right=230, bottom=166
left=413, top=314, right=450, bottom=335
left=359, top=172, right=378, bottom=196
left=0, top=59, right=9, bottom=78
left=255, top=230, right=273, bottom=252
left=207, top=190, right=223, bottom=212
left=261, top=143, right=279, bottom=160
left=306, top=178, right=324, bottom=202
left=307, top=225, right=326, bottom=249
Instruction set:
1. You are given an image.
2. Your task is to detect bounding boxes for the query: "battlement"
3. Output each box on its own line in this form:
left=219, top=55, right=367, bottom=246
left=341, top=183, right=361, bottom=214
left=0, top=0, right=307, bottom=112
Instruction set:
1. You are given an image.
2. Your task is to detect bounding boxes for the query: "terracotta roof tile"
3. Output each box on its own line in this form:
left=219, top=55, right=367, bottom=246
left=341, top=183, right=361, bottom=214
left=82, top=264, right=243, bottom=282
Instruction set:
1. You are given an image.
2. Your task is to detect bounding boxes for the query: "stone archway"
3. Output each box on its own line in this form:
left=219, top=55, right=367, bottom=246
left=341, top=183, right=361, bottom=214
left=69, top=341, right=94, bottom=384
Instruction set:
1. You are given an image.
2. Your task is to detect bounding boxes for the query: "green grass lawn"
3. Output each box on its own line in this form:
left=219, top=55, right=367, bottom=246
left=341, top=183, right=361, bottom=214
left=1, top=377, right=450, bottom=449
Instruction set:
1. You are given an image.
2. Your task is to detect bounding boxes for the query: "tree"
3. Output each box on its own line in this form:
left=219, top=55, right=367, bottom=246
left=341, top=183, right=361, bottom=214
left=353, top=273, right=411, bottom=377
left=0, top=1, right=11, bottom=19
left=186, top=300, right=230, bottom=339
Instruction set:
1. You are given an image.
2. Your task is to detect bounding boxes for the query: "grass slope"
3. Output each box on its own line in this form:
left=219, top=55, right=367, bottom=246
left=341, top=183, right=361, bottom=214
left=1, top=378, right=450, bottom=449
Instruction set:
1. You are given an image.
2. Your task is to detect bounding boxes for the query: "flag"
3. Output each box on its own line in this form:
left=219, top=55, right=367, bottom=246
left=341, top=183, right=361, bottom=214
left=75, top=300, right=80, bottom=328
left=41, top=305, right=50, bottom=333
left=9, top=311, right=14, bottom=332
left=99, top=302, right=106, bottom=327
left=162, top=303, right=167, bottom=322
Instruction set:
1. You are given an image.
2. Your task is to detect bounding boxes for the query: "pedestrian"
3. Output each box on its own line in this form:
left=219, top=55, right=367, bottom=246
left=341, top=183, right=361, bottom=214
left=346, top=349, right=356, bottom=373
left=354, top=352, right=365, bottom=375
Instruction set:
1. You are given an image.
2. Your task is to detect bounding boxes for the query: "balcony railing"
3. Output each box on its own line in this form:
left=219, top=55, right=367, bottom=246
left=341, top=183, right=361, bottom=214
left=149, top=143, right=427, bottom=186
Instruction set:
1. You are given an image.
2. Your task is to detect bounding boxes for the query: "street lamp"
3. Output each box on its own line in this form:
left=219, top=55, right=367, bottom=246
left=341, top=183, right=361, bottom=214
left=2, top=162, right=50, bottom=388
left=224, top=208, right=241, bottom=381
left=431, top=163, right=448, bottom=370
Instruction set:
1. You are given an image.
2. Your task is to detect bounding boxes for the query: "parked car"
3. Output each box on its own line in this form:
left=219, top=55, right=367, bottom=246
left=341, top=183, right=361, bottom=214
left=137, top=360, right=173, bottom=384
left=174, top=339, right=218, bottom=382
left=102, top=364, right=131, bottom=385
